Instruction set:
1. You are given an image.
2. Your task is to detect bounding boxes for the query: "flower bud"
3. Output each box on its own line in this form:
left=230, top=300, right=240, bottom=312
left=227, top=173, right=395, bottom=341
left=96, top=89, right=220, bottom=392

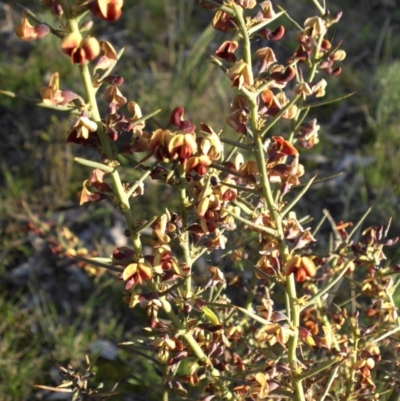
left=80, top=20, right=94, bottom=32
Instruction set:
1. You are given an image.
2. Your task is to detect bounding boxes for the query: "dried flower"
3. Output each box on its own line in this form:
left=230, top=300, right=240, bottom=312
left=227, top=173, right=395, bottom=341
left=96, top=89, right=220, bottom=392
left=296, top=119, right=320, bottom=149
left=253, top=1, right=275, bottom=23
left=169, top=107, right=196, bottom=133
left=212, top=11, right=237, bottom=32
left=312, top=79, right=327, bottom=97
left=102, top=85, right=127, bottom=113
left=15, top=11, right=50, bottom=41
left=255, top=47, right=277, bottom=74
left=227, top=60, right=254, bottom=89
left=304, top=16, right=327, bottom=37
left=67, top=113, right=98, bottom=142
left=94, top=41, right=118, bottom=71
left=215, top=41, right=239, bottom=63
left=39, top=72, right=81, bottom=106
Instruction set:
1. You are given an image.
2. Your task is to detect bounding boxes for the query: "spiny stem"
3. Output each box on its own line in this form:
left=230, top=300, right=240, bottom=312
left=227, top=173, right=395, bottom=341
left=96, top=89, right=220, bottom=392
left=74, top=157, right=114, bottom=173
left=66, top=15, right=142, bottom=254
left=148, top=282, right=233, bottom=399
left=260, top=95, right=301, bottom=141
left=62, top=20, right=225, bottom=380
left=221, top=207, right=279, bottom=238
left=232, top=4, right=305, bottom=400
left=178, top=165, right=192, bottom=295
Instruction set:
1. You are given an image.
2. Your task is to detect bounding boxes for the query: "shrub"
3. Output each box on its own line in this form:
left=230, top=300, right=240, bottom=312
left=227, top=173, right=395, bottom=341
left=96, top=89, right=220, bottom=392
left=3, top=0, right=400, bottom=400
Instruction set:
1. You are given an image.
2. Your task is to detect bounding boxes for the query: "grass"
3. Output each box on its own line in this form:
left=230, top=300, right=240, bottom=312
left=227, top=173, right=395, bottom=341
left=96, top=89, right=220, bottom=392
left=0, top=292, right=46, bottom=400
left=1, top=0, right=400, bottom=399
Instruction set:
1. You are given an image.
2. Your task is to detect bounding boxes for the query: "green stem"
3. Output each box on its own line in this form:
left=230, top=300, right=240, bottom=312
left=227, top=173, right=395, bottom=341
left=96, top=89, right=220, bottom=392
left=371, top=326, right=400, bottom=344
left=319, top=365, right=340, bottom=401
left=233, top=4, right=251, bottom=66
left=178, top=165, right=192, bottom=295
left=232, top=4, right=305, bottom=400
left=347, top=207, right=372, bottom=241
left=280, top=176, right=316, bottom=217
left=260, top=95, right=301, bottom=141
left=346, top=335, right=358, bottom=398
left=303, top=261, right=352, bottom=310
left=300, top=92, right=355, bottom=109
left=66, top=16, right=142, bottom=254
left=126, top=168, right=153, bottom=198
left=308, top=32, right=324, bottom=83
left=163, top=365, right=169, bottom=401
left=247, top=10, right=285, bottom=36
left=74, top=157, right=114, bottom=173
left=310, top=0, right=326, bottom=15
left=297, top=356, right=342, bottom=381
left=286, top=274, right=305, bottom=400
left=210, top=163, right=242, bottom=178
left=149, top=282, right=233, bottom=399
left=220, top=181, right=260, bottom=196
left=276, top=5, right=303, bottom=31
left=199, top=0, right=235, bottom=16
left=221, top=207, right=278, bottom=238
left=244, top=271, right=257, bottom=310
left=67, top=18, right=113, bottom=158
left=0, top=90, right=77, bottom=112
left=79, top=62, right=113, bottom=159
left=130, top=216, right=158, bottom=236
left=220, top=137, right=253, bottom=152
left=231, top=200, right=255, bottom=217
left=72, top=256, right=123, bottom=273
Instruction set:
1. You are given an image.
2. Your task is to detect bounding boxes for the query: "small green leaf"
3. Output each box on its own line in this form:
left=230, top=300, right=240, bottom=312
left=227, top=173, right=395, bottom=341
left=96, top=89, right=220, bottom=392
left=202, top=306, right=220, bottom=326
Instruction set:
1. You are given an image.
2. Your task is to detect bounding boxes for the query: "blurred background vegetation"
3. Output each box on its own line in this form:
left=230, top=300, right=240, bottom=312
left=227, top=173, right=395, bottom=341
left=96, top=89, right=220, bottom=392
left=1, top=0, right=400, bottom=399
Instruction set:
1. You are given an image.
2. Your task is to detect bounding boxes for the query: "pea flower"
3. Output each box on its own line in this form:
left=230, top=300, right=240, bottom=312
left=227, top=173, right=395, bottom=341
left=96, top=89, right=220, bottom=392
left=169, top=107, right=196, bottom=133
left=304, top=16, right=327, bottom=38
left=255, top=47, right=277, bottom=74
left=253, top=1, right=275, bottom=23
left=102, top=85, right=127, bottom=114
left=15, top=11, right=50, bottom=41
left=66, top=113, right=98, bottom=145
left=227, top=60, right=254, bottom=89
left=284, top=255, right=316, bottom=282
left=40, top=0, right=63, bottom=15
left=61, top=33, right=100, bottom=64
left=215, top=41, right=238, bottom=63
left=212, top=11, right=237, bottom=32
left=94, top=41, right=118, bottom=72
left=122, top=260, right=153, bottom=290
left=88, top=0, right=124, bottom=22
left=39, top=72, right=81, bottom=106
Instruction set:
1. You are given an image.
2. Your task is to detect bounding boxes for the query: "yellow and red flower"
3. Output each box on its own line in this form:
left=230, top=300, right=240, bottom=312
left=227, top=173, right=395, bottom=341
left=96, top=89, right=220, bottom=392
left=88, top=0, right=123, bottom=22
left=284, top=255, right=316, bottom=282
left=122, top=260, right=153, bottom=290
left=61, top=33, right=100, bottom=64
